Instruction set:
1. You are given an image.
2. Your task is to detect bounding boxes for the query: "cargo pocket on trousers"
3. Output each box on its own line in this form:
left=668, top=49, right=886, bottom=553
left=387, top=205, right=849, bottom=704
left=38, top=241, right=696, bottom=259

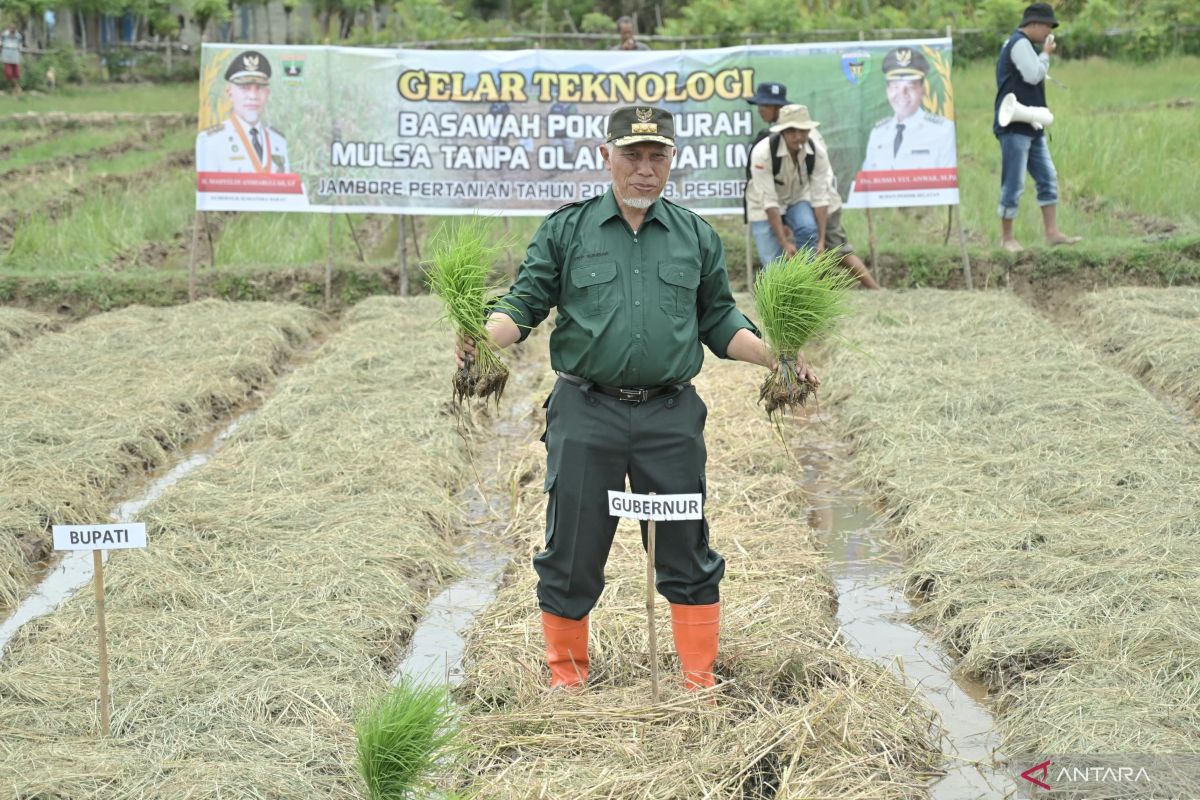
left=543, top=469, right=558, bottom=546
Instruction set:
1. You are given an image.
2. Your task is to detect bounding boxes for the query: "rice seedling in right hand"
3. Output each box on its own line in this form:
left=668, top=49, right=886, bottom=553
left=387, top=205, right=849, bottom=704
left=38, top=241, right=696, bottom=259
left=426, top=217, right=512, bottom=406
left=754, top=248, right=856, bottom=416
left=356, top=681, right=459, bottom=800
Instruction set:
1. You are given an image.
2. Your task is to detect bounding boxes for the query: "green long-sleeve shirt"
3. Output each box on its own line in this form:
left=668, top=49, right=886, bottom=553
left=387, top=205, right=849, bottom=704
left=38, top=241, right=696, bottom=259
left=494, top=189, right=759, bottom=387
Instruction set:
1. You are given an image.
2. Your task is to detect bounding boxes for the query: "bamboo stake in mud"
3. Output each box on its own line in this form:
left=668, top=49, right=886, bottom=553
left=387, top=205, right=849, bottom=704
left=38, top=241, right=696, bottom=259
left=92, top=550, right=111, bottom=737
left=187, top=211, right=201, bottom=302
left=346, top=214, right=366, bottom=262
left=325, top=212, right=334, bottom=308
left=647, top=492, right=658, bottom=702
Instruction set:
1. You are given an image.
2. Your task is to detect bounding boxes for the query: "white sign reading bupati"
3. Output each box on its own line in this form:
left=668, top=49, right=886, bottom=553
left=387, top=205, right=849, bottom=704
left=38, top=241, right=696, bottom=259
left=608, top=491, right=704, bottom=521
left=53, top=523, right=147, bottom=551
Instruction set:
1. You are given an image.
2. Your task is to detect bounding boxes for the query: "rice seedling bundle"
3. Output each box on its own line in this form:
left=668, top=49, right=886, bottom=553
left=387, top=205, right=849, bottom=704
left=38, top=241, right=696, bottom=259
left=824, top=289, right=1200, bottom=756
left=426, top=218, right=510, bottom=405
left=0, top=307, right=53, bottom=359
left=1068, top=286, right=1200, bottom=414
left=357, top=682, right=458, bottom=800
left=753, top=249, right=856, bottom=416
left=447, top=347, right=939, bottom=798
left=0, top=298, right=468, bottom=798
left=0, top=300, right=322, bottom=608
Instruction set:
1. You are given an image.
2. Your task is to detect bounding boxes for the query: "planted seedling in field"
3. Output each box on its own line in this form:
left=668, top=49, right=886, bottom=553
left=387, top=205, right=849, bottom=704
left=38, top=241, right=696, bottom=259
left=754, top=248, right=856, bottom=416
left=356, top=681, right=459, bottom=800
left=427, top=218, right=512, bottom=406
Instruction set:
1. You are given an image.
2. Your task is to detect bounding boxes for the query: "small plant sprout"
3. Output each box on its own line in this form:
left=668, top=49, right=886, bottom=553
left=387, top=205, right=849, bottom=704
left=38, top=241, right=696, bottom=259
left=754, top=247, right=856, bottom=416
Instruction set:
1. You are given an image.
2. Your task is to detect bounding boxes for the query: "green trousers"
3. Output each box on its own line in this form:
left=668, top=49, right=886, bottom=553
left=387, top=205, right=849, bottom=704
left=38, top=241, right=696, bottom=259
left=534, top=376, right=725, bottom=621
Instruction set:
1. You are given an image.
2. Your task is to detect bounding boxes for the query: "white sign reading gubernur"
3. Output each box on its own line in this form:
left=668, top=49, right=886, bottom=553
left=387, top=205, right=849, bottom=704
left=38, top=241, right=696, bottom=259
left=608, top=491, right=704, bottom=521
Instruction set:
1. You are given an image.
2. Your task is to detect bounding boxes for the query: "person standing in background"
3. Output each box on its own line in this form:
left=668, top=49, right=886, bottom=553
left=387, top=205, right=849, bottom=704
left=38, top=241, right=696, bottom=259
left=1, top=22, right=23, bottom=97
left=994, top=2, right=1081, bottom=252
left=609, top=16, right=650, bottom=51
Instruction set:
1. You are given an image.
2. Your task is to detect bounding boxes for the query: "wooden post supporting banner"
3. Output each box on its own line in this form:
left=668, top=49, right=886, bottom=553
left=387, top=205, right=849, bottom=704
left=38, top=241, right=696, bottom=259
left=325, top=212, right=334, bottom=308
left=92, top=550, right=111, bottom=737
left=745, top=222, right=754, bottom=292
left=647, top=492, right=659, bottom=703
left=397, top=216, right=409, bottom=296
left=865, top=208, right=878, bottom=273
left=503, top=217, right=516, bottom=280
left=955, top=205, right=974, bottom=290
left=187, top=211, right=201, bottom=303
left=203, top=213, right=216, bottom=268
left=346, top=214, right=366, bottom=262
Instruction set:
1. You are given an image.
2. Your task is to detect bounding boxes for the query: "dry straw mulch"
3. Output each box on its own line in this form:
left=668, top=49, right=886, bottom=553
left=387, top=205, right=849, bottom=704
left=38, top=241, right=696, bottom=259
left=0, top=297, right=468, bottom=798
left=826, top=289, right=1200, bottom=756
left=0, top=300, right=323, bottom=608
left=1067, top=286, right=1200, bottom=415
left=0, top=307, right=54, bottom=359
left=447, top=350, right=939, bottom=799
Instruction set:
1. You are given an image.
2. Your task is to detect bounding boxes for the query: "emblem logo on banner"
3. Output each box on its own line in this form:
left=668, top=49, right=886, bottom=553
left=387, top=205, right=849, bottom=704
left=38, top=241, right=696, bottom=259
left=841, top=52, right=871, bottom=85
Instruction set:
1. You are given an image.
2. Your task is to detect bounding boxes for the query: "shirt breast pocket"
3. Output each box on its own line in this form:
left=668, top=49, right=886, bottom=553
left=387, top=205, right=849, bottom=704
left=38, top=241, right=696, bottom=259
left=569, top=261, right=619, bottom=316
left=658, top=260, right=701, bottom=318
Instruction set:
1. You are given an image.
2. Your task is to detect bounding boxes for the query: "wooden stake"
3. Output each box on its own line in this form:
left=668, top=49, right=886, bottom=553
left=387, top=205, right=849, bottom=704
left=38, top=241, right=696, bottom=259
left=325, top=212, right=334, bottom=308
left=346, top=214, right=365, bottom=262
left=203, top=212, right=216, bottom=268
left=865, top=208, right=878, bottom=273
left=503, top=217, right=515, bottom=280
left=745, top=221, right=754, bottom=292
left=92, top=550, right=111, bottom=737
left=187, top=211, right=201, bottom=303
left=647, top=492, right=659, bottom=703
left=955, top=205, right=973, bottom=290
left=397, top=216, right=409, bottom=296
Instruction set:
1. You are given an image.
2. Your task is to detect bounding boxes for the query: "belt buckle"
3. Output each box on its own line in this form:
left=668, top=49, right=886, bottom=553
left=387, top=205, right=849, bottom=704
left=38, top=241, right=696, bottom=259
left=618, top=387, right=648, bottom=403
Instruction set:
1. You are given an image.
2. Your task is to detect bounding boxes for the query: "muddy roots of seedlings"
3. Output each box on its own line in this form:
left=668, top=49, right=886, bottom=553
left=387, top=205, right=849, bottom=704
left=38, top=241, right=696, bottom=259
left=453, top=355, right=510, bottom=406
left=758, top=358, right=815, bottom=416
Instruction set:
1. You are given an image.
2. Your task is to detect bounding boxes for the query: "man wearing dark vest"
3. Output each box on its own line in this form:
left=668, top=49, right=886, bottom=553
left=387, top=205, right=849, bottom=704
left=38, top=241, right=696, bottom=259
left=456, top=106, right=820, bottom=693
left=994, top=3, right=1080, bottom=252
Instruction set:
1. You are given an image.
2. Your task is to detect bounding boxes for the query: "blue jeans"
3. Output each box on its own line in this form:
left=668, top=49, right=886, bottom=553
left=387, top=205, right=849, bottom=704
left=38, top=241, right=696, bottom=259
left=998, top=133, right=1058, bottom=219
left=751, top=202, right=817, bottom=267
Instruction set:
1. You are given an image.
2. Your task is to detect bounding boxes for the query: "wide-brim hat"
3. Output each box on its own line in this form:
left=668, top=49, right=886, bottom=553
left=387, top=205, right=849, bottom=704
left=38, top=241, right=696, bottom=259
left=747, top=81, right=789, bottom=106
left=606, top=105, right=675, bottom=147
left=1020, top=2, right=1060, bottom=28
left=769, top=104, right=820, bottom=133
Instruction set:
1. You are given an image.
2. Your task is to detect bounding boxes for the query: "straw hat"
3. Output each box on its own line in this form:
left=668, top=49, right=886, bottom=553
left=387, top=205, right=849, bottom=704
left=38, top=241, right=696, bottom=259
left=769, top=104, right=820, bottom=133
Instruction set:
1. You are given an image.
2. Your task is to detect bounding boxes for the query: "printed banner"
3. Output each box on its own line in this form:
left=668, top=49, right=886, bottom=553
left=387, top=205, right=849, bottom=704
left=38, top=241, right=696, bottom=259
left=195, top=39, right=956, bottom=214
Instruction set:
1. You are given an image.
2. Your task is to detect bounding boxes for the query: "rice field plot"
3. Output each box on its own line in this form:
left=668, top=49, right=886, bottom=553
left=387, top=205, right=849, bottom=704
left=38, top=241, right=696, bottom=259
left=448, top=353, right=940, bottom=798
left=1066, top=286, right=1200, bottom=415
left=0, top=300, right=322, bottom=609
left=0, top=307, right=53, bottom=358
left=0, top=124, right=145, bottom=177
left=0, top=297, right=467, bottom=798
left=2, top=168, right=195, bottom=272
left=825, top=290, right=1200, bottom=756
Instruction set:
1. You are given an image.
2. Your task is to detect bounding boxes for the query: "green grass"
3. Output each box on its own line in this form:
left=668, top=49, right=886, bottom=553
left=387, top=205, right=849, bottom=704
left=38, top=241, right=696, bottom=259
left=0, top=83, right=198, bottom=116
left=2, top=170, right=194, bottom=271
left=356, top=682, right=458, bottom=800
left=213, top=212, right=359, bottom=266
left=0, top=125, right=139, bottom=174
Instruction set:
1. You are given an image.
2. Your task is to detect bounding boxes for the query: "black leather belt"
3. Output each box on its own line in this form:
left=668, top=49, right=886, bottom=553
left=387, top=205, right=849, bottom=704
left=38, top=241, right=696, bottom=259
left=558, top=373, right=684, bottom=404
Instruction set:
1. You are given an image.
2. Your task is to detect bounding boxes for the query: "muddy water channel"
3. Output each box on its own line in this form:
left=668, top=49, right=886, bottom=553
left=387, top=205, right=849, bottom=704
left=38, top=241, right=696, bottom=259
left=391, top=364, right=541, bottom=687
left=802, top=436, right=1016, bottom=799
left=0, top=411, right=253, bottom=660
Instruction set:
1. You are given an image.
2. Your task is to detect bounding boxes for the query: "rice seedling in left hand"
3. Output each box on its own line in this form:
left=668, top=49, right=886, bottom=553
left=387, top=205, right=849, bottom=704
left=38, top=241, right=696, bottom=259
left=356, top=681, right=459, bottom=800
left=427, top=218, right=511, bottom=406
left=754, top=247, right=857, bottom=416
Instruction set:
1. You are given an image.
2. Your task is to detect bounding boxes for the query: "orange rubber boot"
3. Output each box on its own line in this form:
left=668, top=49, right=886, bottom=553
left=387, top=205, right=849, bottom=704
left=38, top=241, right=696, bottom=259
left=542, top=611, right=589, bottom=688
left=670, top=602, right=720, bottom=690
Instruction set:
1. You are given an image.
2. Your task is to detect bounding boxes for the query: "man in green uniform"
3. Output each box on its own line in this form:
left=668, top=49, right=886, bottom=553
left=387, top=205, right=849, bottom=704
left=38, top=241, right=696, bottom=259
left=456, top=106, right=819, bottom=692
